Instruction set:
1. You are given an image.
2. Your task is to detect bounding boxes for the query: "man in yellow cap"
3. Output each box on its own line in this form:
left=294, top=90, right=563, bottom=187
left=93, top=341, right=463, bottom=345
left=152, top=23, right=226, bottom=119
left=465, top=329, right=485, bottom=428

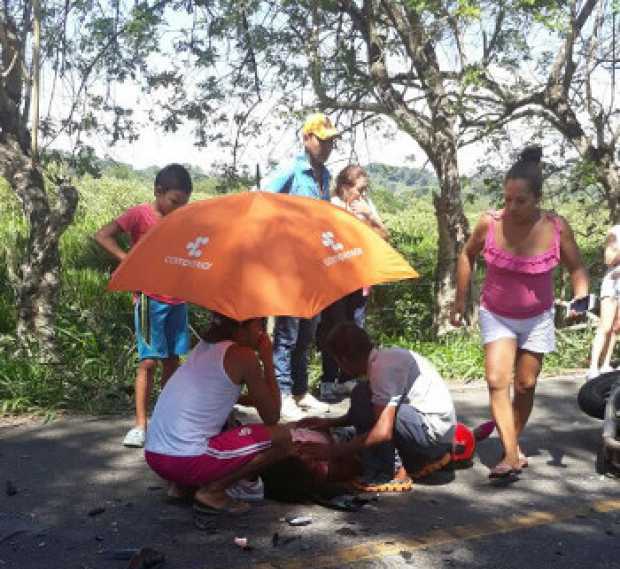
left=263, top=112, right=339, bottom=420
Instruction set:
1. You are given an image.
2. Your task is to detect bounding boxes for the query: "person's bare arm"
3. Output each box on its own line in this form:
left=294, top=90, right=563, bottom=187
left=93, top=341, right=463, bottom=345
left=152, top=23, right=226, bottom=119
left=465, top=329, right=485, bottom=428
left=450, top=213, right=489, bottom=326
left=558, top=216, right=589, bottom=300
left=604, top=234, right=620, bottom=267
left=94, top=221, right=127, bottom=263
left=226, top=337, right=280, bottom=425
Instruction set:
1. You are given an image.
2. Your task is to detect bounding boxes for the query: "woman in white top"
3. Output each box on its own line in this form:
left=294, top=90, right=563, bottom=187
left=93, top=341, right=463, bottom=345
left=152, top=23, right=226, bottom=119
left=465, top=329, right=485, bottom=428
left=145, top=314, right=292, bottom=514
left=587, top=226, right=620, bottom=379
left=319, top=165, right=388, bottom=402
left=331, top=165, right=388, bottom=239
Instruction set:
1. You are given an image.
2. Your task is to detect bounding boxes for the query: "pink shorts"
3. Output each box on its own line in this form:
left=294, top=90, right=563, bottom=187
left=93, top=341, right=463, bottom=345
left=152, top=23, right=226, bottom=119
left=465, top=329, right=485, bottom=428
left=145, top=424, right=272, bottom=486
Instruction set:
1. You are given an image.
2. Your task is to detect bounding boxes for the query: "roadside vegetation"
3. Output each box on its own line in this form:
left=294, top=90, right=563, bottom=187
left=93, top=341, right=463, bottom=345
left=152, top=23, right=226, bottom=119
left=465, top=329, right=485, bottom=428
left=0, top=162, right=607, bottom=415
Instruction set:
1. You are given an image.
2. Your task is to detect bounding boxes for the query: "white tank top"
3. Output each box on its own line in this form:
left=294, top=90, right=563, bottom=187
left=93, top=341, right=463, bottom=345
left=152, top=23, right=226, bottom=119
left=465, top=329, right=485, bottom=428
left=145, top=340, right=241, bottom=456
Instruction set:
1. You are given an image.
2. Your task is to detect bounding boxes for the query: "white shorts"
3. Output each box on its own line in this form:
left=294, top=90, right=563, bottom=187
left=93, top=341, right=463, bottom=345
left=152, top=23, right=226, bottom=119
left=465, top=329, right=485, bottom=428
left=600, top=269, right=620, bottom=299
left=479, top=306, right=556, bottom=354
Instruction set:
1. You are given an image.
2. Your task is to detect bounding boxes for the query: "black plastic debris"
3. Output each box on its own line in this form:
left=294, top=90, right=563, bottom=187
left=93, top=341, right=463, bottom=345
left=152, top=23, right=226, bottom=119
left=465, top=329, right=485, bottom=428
left=5, top=481, right=17, bottom=496
left=335, top=527, right=358, bottom=537
left=87, top=507, right=106, bottom=517
left=193, top=514, right=217, bottom=533
left=272, top=532, right=299, bottom=547
left=126, top=547, right=165, bottom=569
left=312, top=494, right=370, bottom=512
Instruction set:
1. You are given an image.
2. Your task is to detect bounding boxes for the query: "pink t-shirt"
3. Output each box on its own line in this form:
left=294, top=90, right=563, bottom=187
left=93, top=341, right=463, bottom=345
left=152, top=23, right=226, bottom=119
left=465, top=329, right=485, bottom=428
left=115, top=203, right=183, bottom=305
left=481, top=211, right=561, bottom=319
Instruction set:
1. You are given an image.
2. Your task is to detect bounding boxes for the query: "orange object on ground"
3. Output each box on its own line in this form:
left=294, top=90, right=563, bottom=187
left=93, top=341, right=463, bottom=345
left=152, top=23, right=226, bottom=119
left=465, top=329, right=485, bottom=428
left=108, top=192, right=418, bottom=320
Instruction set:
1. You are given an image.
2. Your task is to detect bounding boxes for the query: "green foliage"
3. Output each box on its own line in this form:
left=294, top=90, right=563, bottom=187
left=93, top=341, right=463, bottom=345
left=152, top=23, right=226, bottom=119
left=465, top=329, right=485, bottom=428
left=0, top=169, right=220, bottom=416
left=0, top=165, right=608, bottom=415
left=366, top=163, right=437, bottom=197
left=455, top=0, right=481, bottom=19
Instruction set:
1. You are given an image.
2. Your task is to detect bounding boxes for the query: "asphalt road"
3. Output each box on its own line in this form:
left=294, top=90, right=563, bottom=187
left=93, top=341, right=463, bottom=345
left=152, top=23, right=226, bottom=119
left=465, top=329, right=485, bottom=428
left=1, top=374, right=619, bottom=569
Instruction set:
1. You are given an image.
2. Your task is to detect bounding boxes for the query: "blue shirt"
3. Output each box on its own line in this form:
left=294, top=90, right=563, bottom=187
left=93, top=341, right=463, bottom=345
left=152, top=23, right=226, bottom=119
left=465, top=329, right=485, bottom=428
left=263, top=153, right=331, bottom=201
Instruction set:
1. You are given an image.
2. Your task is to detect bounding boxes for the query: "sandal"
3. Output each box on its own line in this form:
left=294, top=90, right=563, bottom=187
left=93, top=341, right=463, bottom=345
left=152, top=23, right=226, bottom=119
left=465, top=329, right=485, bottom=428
left=488, top=462, right=521, bottom=479
left=410, top=453, right=452, bottom=480
left=518, top=452, right=529, bottom=469
left=193, top=498, right=250, bottom=515
left=351, top=476, right=413, bottom=493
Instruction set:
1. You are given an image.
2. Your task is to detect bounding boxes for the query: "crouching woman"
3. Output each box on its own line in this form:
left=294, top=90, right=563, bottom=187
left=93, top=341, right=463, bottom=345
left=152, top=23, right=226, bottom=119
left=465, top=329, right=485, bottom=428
left=144, top=314, right=292, bottom=514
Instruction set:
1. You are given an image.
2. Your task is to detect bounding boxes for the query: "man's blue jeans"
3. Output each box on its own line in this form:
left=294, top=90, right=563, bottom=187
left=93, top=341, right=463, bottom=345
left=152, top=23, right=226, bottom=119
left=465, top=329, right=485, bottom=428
left=273, top=316, right=319, bottom=396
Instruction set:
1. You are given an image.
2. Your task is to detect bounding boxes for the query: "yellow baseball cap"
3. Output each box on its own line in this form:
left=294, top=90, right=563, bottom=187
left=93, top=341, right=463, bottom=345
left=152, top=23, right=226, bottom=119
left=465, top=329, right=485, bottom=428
left=302, top=113, right=339, bottom=140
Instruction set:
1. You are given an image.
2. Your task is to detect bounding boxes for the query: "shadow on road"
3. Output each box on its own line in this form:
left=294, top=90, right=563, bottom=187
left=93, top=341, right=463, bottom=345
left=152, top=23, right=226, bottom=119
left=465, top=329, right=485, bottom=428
left=1, top=377, right=618, bottom=569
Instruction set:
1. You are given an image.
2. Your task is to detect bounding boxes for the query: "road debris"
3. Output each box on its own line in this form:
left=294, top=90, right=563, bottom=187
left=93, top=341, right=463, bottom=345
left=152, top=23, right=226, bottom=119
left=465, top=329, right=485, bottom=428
left=285, top=516, right=312, bottom=526
left=126, top=547, right=165, bottom=568
left=234, top=537, right=252, bottom=551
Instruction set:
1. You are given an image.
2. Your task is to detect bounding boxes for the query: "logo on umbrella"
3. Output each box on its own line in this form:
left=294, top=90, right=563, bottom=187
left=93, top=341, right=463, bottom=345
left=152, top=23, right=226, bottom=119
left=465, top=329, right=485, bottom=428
left=186, top=236, right=209, bottom=258
left=164, top=235, right=213, bottom=271
left=321, top=231, right=363, bottom=267
left=321, top=231, right=344, bottom=252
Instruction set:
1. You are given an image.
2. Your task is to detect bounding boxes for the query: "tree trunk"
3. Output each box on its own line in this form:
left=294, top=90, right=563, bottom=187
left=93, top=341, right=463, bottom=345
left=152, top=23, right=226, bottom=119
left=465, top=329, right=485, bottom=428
left=0, top=136, right=78, bottom=357
left=598, top=157, right=620, bottom=225
left=428, top=139, right=470, bottom=335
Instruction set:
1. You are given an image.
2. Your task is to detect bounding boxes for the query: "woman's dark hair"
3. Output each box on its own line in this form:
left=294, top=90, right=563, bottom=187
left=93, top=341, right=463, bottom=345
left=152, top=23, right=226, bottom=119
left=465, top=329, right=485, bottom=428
left=326, top=322, right=373, bottom=361
left=334, top=165, right=367, bottom=199
left=505, top=145, right=543, bottom=199
left=202, top=313, right=266, bottom=343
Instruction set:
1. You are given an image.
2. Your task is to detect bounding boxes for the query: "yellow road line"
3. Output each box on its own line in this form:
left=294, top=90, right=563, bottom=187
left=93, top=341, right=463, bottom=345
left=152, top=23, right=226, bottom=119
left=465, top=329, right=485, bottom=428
left=253, top=498, right=620, bottom=569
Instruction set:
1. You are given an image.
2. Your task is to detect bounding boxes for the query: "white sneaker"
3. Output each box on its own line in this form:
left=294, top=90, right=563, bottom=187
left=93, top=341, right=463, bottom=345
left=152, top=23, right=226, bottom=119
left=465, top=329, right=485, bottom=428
left=123, top=426, right=146, bottom=447
left=294, top=392, right=329, bottom=412
left=225, top=478, right=264, bottom=502
left=280, top=394, right=305, bottom=421
left=586, top=369, right=600, bottom=381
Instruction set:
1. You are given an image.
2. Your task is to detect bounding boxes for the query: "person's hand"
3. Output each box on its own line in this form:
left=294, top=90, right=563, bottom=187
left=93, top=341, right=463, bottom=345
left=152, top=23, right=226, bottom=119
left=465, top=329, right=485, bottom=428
left=257, top=332, right=273, bottom=363
left=450, top=300, right=465, bottom=327
left=349, top=199, right=372, bottom=218
left=295, top=416, right=331, bottom=431
left=295, top=441, right=335, bottom=462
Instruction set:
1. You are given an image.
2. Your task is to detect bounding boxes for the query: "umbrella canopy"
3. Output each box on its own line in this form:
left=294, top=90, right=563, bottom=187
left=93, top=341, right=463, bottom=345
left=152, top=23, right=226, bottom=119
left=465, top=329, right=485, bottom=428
left=108, top=192, right=418, bottom=320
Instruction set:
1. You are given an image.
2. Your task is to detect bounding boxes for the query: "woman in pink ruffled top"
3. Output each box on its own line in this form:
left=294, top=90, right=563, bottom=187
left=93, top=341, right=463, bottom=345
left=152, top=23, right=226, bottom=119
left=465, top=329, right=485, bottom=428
left=451, top=146, right=589, bottom=478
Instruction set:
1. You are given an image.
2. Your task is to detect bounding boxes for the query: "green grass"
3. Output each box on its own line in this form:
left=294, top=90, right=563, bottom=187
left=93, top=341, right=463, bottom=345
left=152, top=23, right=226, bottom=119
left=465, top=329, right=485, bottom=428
left=0, top=177, right=606, bottom=414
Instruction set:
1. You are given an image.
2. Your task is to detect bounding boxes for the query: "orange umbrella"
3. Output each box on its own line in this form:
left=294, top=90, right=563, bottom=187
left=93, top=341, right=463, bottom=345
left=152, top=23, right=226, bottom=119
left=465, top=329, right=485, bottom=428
left=108, top=192, right=418, bottom=320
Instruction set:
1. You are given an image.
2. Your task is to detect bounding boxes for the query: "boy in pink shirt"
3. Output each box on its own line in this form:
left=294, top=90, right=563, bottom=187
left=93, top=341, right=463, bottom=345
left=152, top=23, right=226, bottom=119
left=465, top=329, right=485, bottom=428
left=95, top=164, right=193, bottom=447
